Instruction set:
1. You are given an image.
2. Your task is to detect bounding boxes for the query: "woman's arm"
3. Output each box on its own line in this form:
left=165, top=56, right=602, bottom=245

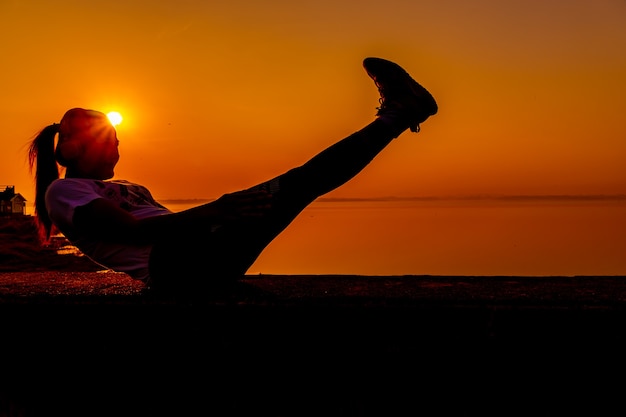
left=72, top=189, right=273, bottom=244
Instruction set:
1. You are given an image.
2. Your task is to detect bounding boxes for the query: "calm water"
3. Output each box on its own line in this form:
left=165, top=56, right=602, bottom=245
left=162, top=196, right=626, bottom=277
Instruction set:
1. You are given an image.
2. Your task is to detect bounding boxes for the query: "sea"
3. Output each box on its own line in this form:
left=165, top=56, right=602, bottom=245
left=156, top=195, right=626, bottom=277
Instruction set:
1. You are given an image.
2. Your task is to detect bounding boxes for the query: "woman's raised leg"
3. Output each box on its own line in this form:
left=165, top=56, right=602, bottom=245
left=148, top=57, right=438, bottom=293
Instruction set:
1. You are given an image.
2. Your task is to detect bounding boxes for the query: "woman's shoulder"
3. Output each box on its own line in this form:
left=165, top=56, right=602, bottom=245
left=48, top=178, right=120, bottom=195
left=52, top=178, right=138, bottom=187
left=49, top=177, right=92, bottom=189
left=49, top=178, right=98, bottom=189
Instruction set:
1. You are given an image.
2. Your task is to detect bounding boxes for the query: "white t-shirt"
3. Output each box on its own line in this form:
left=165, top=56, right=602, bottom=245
left=45, top=178, right=173, bottom=281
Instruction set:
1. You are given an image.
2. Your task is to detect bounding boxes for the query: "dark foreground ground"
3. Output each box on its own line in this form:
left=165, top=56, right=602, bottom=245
left=2, top=272, right=626, bottom=416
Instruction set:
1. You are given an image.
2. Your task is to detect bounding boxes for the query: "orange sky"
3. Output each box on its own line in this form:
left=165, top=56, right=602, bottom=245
left=2, top=1, right=626, bottom=276
left=3, top=0, right=625, bottom=203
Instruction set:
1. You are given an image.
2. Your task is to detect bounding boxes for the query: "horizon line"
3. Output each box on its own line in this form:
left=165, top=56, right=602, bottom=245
left=159, top=193, right=626, bottom=204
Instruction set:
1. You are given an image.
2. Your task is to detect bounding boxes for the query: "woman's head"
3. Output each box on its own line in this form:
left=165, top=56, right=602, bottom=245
left=27, top=108, right=120, bottom=241
left=56, top=108, right=120, bottom=177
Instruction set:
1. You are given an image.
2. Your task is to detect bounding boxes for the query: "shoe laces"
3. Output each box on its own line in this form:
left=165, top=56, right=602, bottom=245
left=374, top=82, right=421, bottom=132
left=373, top=81, right=387, bottom=109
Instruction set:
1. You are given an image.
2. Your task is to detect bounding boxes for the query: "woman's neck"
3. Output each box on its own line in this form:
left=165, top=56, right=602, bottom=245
left=65, top=169, right=103, bottom=180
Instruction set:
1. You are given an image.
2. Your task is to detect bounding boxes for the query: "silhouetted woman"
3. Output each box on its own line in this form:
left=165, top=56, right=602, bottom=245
left=27, top=57, right=437, bottom=295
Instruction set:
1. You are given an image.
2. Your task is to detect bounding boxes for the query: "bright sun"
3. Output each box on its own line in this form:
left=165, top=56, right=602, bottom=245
left=107, top=111, right=123, bottom=126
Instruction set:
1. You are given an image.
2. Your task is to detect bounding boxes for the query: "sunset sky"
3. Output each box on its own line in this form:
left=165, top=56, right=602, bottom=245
left=1, top=0, right=625, bottom=275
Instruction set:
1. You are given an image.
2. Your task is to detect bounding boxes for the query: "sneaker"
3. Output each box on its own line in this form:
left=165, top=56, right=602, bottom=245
left=363, top=57, right=438, bottom=133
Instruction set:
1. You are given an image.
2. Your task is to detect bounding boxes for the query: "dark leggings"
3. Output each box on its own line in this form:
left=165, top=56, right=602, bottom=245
left=148, top=119, right=398, bottom=290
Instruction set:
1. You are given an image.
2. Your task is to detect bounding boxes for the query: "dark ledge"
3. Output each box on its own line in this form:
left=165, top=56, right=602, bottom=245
left=2, top=272, right=626, bottom=416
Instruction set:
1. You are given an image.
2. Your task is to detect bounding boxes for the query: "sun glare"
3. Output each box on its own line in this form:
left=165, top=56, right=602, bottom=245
left=107, top=111, right=123, bottom=126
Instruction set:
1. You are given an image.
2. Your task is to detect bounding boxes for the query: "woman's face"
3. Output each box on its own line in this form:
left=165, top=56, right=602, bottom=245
left=70, top=123, right=120, bottom=180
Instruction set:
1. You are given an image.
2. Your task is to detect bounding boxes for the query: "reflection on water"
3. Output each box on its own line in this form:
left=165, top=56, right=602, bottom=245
left=255, top=196, right=626, bottom=277
left=39, top=195, right=626, bottom=277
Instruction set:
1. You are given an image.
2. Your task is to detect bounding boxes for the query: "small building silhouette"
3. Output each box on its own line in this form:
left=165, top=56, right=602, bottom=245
left=0, top=185, right=27, bottom=216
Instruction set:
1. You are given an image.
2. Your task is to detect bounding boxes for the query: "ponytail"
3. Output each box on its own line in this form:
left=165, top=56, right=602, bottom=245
left=27, top=123, right=60, bottom=243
